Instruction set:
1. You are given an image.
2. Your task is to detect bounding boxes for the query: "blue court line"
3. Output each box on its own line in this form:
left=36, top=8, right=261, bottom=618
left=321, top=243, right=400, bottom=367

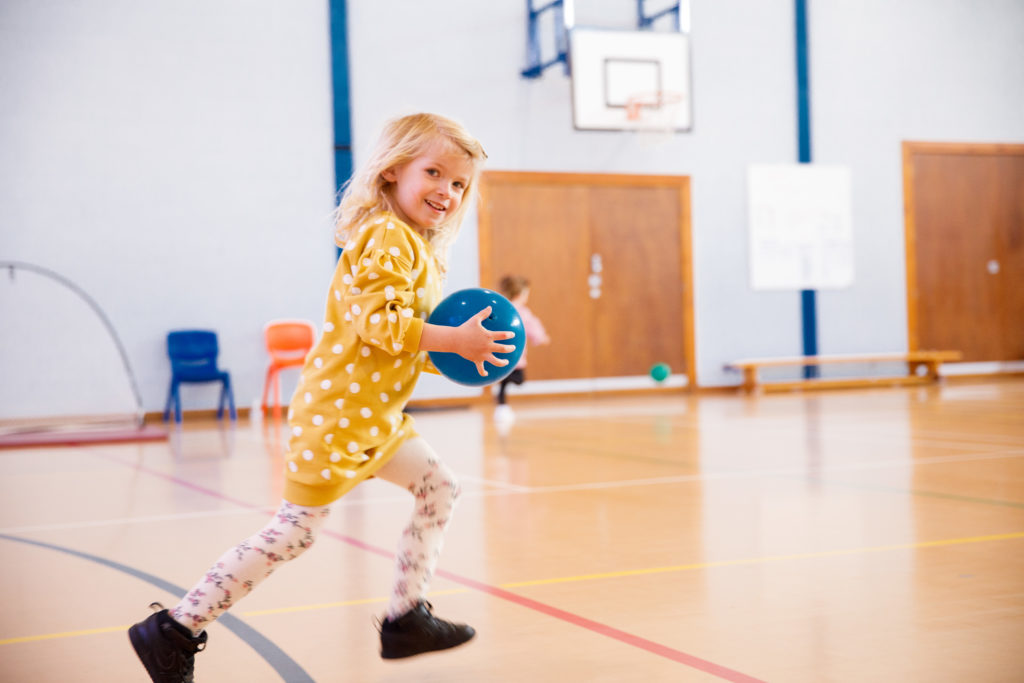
left=0, top=532, right=314, bottom=683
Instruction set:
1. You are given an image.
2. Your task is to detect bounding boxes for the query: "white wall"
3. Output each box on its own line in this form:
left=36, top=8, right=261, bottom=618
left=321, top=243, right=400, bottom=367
left=2, top=0, right=1022, bottom=419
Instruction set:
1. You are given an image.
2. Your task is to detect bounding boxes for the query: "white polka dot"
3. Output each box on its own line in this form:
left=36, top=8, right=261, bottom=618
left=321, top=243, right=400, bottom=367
left=343, top=274, right=354, bottom=285
left=346, top=363, right=355, bottom=374
left=378, top=392, right=389, bottom=403
left=393, top=381, right=402, bottom=391
left=360, top=407, right=372, bottom=419
left=389, top=247, right=401, bottom=257
left=385, top=285, right=396, bottom=300
left=370, top=313, right=381, bottom=324
left=361, top=346, right=371, bottom=358
left=362, top=258, right=372, bottom=267
left=416, top=287, right=426, bottom=299
left=419, top=311, right=427, bottom=319
left=304, top=392, right=313, bottom=403
left=347, top=441, right=359, bottom=453
left=367, top=238, right=375, bottom=248
left=323, top=321, right=334, bottom=332
left=371, top=338, right=380, bottom=345
left=330, top=452, right=341, bottom=462
left=320, top=469, right=331, bottom=480
left=351, top=304, right=362, bottom=315
left=360, top=453, right=371, bottom=462
left=384, top=261, right=393, bottom=270
left=370, top=426, right=379, bottom=437
left=350, top=264, right=358, bottom=276
left=338, top=417, right=350, bottom=428
left=349, top=382, right=360, bottom=393
left=292, top=426, right=302, bottom=437
left=368, top=272, right=380, bottom=280
left=288, top=461, right=298, bottom=472
left=344, top=312, right=353, bottom=322
left=350, top=286, right=362, bottom=295
left=332, top=344, right=343, bottom=354
left=313, top=357, right=323, bottom=369
left=312, top=415, right=324, bottom=426
left=320, top=379, right=332, bottom=390
left=334, top=398, right=344, bottom=409
left=386, top=221, right=395, bottom=229
left=344, top=470, right=357, bottom=478
left=287, top=408, right=294, bottom=420
left=301, top=449, right=314, bottom=461
left=393, top=343, right=403, bottom=352
left=388, top=312, right=397, bottom=323
left=394, top=359, right=403, bottom=368
left=402, top=308, right=413, bottom=318
left=371, top=371, right=381, bottom=382
left=324, top=433, right=334, bottom=444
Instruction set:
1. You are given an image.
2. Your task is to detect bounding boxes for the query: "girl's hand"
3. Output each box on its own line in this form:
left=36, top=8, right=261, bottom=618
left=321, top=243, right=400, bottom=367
left=420, top=307, right=517, bottom=376
left=455, top=307, right=517, bottom=376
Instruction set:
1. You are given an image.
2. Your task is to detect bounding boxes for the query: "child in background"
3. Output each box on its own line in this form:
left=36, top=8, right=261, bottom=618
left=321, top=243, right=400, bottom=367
left=494, top=274, right=550, bottom=422
left=129, top=113, right=514, bottom=682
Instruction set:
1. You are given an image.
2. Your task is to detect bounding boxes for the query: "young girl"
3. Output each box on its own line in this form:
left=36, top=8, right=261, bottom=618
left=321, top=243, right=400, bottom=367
left=129, top=113, right=513, bottom=682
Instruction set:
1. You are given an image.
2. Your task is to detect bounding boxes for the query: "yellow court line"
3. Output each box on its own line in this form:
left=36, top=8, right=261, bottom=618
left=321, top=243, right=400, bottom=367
left=3, top=531, right=1022, bottom=646
left=501, top=530, right=1024, bottom=588
left=0, top=625, right=127, bottom=645
left=238, top=588, right=469, bottom=617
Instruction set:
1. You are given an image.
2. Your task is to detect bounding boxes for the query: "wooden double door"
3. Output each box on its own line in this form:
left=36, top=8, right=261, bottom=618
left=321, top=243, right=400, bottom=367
left=478, top=171, right=695, bottom=388
left=904, top=143, right=1024, bottom=362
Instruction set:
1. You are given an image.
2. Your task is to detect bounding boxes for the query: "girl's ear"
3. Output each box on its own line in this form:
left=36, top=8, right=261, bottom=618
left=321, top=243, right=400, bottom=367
left=381, top=168, right=397, bottom=182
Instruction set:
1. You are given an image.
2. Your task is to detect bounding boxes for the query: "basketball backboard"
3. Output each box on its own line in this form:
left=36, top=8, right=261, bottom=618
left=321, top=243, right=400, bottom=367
left=569, top=28, right=692, bottom=132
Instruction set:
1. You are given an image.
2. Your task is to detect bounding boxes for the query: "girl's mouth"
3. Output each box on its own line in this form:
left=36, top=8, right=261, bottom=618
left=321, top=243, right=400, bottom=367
left=425, top=199, right=446, bottom=213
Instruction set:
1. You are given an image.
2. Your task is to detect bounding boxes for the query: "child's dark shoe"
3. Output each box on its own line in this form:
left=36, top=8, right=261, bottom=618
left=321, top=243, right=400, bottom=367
left=379, top=600, right=475, bottom=659
left=128, top=602, right=207, bottom=683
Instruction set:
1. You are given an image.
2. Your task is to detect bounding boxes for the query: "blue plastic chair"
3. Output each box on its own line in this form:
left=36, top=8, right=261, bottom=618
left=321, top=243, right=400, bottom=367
left=163, top=330, right=236, bottom=423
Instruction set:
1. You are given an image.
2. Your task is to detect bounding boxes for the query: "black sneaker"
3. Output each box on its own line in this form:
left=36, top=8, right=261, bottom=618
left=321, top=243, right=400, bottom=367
left=128, top=602, right=207, bottom=683
left=379, top=600, right=475, bottom=659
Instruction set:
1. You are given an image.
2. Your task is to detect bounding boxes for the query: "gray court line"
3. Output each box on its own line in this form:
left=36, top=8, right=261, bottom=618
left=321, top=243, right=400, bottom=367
left=0, top=532, right=314, bottom=682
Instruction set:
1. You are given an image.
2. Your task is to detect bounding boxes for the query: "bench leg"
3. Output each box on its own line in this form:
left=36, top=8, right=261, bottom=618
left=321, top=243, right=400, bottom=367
left=742, top=367, right=758, bottom=393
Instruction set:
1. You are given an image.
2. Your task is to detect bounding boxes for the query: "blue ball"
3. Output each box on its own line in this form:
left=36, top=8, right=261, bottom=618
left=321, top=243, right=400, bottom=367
left=427, top=288, right=525, bottom=387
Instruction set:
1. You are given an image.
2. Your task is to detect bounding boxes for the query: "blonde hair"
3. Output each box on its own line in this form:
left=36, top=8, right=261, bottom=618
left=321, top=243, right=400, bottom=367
left=334, top=113, right=487, bottom=276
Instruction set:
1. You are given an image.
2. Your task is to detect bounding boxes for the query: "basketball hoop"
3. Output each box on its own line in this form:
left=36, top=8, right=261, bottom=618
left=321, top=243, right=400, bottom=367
left=625, top=90, right=685, bottom=145
left=625, top=90, right=684, bottom=123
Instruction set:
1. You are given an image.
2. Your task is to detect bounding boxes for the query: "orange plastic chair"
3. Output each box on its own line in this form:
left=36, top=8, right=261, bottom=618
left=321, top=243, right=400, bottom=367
left=261, top=319, right=316, bottom=418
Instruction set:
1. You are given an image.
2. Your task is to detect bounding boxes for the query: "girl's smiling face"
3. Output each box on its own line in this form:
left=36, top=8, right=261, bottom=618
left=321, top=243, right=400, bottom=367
left=383, top=139, right=475, bottom=234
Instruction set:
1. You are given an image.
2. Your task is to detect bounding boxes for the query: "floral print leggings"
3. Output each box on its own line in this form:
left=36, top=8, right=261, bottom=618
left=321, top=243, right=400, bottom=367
left=171, top=436, right=461, bottom=635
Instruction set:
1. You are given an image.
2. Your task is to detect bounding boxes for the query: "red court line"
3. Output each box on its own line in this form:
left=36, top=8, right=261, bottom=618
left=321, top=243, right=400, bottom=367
left=108, top=455, right=766, bottom=683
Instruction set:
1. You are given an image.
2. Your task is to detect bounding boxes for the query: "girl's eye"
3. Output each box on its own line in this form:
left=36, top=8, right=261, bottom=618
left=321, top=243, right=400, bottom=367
left=426, top=168, right=439, bottom=177
left=453, top=181, right=465, bottom=190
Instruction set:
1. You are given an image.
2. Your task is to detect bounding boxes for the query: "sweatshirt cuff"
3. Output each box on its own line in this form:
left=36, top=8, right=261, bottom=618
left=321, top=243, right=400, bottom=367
left=402, top=317, right=424, bottom=353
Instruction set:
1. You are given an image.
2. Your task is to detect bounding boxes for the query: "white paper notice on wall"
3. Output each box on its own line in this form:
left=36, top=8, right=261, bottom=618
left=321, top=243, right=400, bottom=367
left=748, top=164, right=854, bottom=290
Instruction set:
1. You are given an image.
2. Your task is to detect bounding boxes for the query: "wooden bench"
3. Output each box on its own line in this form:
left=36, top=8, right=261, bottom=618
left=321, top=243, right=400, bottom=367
left=725, top=350, right=963, bottom=393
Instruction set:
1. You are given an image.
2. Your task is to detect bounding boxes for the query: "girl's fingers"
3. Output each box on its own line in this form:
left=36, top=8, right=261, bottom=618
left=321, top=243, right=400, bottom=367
left=471, top=306, right=492, bottom=323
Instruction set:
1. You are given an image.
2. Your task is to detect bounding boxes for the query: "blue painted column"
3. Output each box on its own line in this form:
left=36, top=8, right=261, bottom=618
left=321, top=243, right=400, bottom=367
left=795, top=0, right=818, bottom=377
left=329, top=0, right=353, bottom=257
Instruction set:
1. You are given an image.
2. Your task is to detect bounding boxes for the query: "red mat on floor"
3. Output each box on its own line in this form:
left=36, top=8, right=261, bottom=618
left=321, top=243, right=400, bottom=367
left=0, top=425, right=168, bottom=449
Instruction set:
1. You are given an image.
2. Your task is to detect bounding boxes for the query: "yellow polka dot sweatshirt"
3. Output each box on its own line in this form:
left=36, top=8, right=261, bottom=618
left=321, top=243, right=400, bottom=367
left=283, top=212, right=441, bottom=506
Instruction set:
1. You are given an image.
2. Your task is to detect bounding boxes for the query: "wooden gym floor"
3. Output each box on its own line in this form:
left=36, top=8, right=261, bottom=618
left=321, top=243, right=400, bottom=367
left=1, top=378, right=1023, bottom=682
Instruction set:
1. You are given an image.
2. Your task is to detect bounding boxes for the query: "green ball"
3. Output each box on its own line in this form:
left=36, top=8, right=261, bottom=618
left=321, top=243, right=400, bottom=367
left=650, top=362, right=670, bottom=383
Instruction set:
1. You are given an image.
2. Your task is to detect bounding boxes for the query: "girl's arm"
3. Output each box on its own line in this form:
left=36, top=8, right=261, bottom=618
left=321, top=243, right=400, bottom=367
left=420, top=306, right=516, bottom=377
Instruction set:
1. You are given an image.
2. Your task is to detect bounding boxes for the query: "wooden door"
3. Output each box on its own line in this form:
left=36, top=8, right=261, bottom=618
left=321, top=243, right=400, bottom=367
left=904, top=143, right=1024, bottom=361
left=478, top=171, right=695, bottom=387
